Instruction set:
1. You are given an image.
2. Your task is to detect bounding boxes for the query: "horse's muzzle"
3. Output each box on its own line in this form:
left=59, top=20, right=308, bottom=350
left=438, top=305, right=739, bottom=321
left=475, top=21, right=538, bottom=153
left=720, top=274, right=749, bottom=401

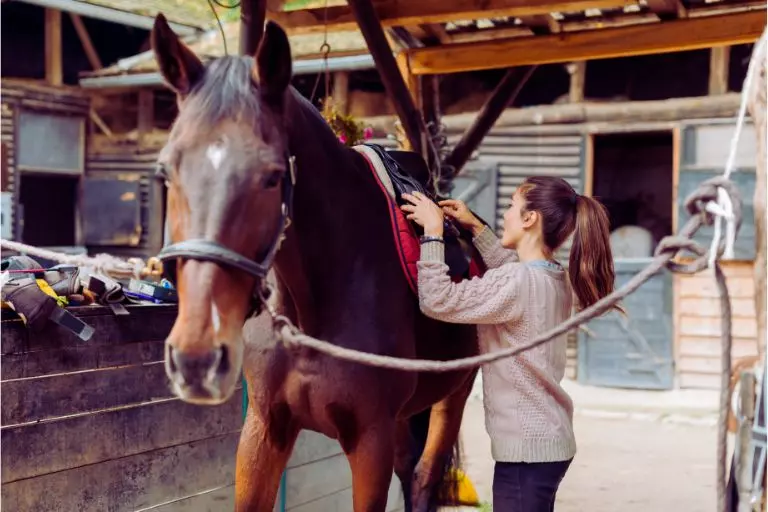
left=165, top=343, right=234, bottom=404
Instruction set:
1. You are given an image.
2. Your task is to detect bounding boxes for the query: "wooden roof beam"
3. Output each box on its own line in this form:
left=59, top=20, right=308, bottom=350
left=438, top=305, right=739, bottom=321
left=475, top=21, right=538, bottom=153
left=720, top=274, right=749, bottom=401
left=268, top=0, right=637, bottom=34
left=404, top=10, right=766, bottom=75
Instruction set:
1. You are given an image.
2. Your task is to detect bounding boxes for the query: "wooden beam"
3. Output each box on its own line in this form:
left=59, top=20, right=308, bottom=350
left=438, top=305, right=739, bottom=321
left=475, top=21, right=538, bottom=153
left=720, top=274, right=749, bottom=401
left=69, top=13, right=102, bottom=70
left=332, top=71, right=350, bottom=114
left=44, top=9, right=62, bottom=85
left=395, top=52, right=422, bottom=152
left=406, top=10, right=766, bottom=75
left=89, top=109, right=114, bottom=140
left=137, top=90, right=154, bottom=144
left=448, top=25, right=533, bottom=44
left=568, top=61, right=586, bottom=103
left=443, top=66, right=536, bottom=176
left=240, top=0, right=268, bottom=55
left=708, top=46, right=730, bottom=95
left=347, top=0, right=429, bottom=156
left=269, top=0, right=635, bottom=34
left=746, top=30, right=767, bottom=362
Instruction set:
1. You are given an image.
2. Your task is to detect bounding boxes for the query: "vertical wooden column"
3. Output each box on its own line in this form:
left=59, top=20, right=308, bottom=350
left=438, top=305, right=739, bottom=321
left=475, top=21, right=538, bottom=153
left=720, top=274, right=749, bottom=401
left=137, top=90, right=155, bottom=146
left=746, top=33, right=766, bottom=361
left=568, top=61, right=586, bottom=103
left=332, top=71, right=350, bottom=115
left=45, top=9, right=62, bottom=85
left=240, top=0, right=267, bottom=56
left=709, top=46, right=731, bottom=95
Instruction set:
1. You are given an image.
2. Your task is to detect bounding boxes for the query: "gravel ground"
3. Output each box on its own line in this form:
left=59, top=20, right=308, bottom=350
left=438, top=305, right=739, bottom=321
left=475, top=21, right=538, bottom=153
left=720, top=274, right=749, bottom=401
left=448, top=398, right=718, bottom=512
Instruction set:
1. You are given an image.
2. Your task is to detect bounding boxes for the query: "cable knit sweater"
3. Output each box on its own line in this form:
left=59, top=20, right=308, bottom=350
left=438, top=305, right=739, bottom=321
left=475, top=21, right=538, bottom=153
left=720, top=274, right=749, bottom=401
left=418, top=227, right=576, bottom=463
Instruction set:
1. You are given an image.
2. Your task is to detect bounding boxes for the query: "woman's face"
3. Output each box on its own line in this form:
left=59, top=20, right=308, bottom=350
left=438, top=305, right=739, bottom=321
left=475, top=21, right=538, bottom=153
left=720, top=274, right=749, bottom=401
left=500, top=190, right=527, bottom=249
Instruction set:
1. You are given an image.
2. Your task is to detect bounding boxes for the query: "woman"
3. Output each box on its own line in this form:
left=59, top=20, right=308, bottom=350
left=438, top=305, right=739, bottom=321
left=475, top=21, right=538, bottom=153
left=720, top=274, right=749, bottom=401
left=401, top=176, right=616, bottom=511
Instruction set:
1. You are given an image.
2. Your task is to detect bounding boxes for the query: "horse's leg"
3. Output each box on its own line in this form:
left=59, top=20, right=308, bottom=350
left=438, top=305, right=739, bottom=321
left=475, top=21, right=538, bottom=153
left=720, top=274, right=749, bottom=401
left=411, top=371, right=477, bottom=512
left=235, top=404, right=299, bottom=512
left=344, top=421, right=397, bottom=512
left=394, top=418, right=419, bottom=512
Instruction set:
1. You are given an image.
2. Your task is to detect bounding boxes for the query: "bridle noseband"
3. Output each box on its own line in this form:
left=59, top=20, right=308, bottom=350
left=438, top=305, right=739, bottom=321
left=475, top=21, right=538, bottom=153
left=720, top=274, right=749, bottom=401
left=157, top=155, right=296, bottom=316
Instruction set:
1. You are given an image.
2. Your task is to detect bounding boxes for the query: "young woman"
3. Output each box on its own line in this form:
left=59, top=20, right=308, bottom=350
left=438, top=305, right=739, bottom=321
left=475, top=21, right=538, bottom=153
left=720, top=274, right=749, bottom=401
left=401, top=176, right=616, bottom=511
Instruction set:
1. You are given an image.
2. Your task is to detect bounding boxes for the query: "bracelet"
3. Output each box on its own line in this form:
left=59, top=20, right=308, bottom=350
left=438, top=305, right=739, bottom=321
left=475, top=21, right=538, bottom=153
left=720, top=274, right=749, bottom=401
left=419, top=235, right=444, bottom=245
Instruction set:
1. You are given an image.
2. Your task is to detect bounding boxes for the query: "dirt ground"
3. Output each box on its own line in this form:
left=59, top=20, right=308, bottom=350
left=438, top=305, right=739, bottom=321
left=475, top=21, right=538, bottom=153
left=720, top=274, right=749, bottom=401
left=453, top=398, right=718, bottom=512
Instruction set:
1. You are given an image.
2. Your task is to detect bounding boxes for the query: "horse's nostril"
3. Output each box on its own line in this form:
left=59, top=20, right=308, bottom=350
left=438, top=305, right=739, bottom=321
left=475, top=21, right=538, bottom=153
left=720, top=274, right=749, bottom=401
left=170, top=348, right=218, bottom=381
left=216, top=345, right=230, bottom=375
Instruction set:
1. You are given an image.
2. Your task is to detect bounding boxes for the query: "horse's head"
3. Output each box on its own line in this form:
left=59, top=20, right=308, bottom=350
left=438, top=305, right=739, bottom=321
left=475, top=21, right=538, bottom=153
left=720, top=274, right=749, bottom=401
left=151, top=14, right=293, bottom=404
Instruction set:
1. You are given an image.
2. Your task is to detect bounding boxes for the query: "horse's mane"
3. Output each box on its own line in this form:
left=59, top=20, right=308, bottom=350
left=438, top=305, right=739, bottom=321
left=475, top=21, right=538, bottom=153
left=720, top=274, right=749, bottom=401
left=171, top=56, right=264, bottom=140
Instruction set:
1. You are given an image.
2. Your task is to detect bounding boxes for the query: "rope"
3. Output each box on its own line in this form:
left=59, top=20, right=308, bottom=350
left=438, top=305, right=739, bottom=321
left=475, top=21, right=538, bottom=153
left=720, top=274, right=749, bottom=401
left=0, top=239, right=162, bottom=280
left=708, top=32, right=768, bottom=267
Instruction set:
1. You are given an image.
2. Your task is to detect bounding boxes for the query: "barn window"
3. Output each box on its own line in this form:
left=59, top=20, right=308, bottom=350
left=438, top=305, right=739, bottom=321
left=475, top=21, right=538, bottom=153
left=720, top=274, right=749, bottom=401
left=16, top=109, right=84, bottom=247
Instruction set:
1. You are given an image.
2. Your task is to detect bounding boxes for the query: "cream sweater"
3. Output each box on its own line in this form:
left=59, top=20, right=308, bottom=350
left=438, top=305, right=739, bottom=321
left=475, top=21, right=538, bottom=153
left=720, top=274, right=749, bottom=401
left=418, top=227, right=576, bottom=463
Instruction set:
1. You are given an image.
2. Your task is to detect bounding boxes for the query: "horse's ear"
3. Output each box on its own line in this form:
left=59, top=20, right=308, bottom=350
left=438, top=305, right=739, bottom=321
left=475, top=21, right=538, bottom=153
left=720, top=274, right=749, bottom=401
left=151, top=13, right=204, bottom=96
left=253, top=21, right=292, bottom=103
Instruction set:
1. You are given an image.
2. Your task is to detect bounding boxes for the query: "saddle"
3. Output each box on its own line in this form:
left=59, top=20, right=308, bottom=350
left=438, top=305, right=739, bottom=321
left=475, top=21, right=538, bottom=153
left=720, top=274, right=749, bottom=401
left=354, top=143, right=487, bottom=294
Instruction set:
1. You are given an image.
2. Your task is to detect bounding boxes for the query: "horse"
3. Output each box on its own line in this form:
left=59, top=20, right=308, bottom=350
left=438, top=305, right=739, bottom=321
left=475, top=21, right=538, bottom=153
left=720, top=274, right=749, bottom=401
left=150, top=14, right=480, bottom=511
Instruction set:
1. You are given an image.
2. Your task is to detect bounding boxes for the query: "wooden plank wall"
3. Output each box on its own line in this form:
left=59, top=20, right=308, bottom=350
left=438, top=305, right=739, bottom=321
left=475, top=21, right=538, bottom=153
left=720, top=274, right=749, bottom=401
left=675, top=260, right=760, bottom=389
left=0, top=79, right=90, bottom=241
left=279, top=430, right=403, bottom=511
left=1, top=305, right=242, bottom=511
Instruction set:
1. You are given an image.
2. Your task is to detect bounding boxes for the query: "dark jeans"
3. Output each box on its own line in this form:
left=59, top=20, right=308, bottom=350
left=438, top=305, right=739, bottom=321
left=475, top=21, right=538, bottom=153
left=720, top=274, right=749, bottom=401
left=493, top=459, right=573, bottom=511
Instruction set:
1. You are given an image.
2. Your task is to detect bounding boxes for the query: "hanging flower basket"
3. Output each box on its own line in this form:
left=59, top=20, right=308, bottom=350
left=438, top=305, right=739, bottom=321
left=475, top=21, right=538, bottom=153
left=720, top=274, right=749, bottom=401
left=321, top=101, right=374, bottom=147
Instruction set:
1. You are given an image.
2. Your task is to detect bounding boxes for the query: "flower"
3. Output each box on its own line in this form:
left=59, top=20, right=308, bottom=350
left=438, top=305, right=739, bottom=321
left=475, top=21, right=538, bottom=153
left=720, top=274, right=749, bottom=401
left=338, top=133, right=347, bottom=144
left=363, top=127, right=374, bottom=140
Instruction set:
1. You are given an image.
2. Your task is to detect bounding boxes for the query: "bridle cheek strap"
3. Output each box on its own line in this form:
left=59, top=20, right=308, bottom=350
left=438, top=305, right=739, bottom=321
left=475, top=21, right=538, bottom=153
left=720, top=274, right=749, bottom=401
left=156, top=156, right=295, bottom=316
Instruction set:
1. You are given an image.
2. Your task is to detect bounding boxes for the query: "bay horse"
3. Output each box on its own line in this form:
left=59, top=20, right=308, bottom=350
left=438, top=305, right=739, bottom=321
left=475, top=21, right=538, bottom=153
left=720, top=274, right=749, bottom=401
left=151, top=14, right=479, bottom=511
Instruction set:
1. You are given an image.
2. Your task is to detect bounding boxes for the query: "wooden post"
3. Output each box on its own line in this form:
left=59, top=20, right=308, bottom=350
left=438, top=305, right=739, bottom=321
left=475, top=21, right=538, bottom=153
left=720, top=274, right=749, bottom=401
left=137, top=90, right=155, bottom=146
left=395, top=52, right=423, bottom=153
left=443, top=66, right=536, bottom=176
left=44, top=9, right=62, bottom=85
left=568, top=61, right=586, bottom=103
left=347, top=0, right=429, bottom=156
left=332, top=71, right=350, bottom=115
left=709, top=46, right=730, bottom=95
left=746, top=30, right=766, bottom=361
left=240, top=0, right=267, bottom=56
left=69, top=14, right=102, bottom=70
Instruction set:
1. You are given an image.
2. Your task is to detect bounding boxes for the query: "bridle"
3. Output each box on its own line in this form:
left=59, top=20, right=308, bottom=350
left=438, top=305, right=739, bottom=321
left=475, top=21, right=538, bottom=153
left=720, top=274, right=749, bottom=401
left=156, top=155, right=296, bottom=316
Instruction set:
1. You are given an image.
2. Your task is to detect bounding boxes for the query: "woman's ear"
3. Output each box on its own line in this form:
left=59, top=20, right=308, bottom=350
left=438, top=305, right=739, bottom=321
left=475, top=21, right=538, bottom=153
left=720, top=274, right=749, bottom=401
left=522, top=210, right=539, bottom=229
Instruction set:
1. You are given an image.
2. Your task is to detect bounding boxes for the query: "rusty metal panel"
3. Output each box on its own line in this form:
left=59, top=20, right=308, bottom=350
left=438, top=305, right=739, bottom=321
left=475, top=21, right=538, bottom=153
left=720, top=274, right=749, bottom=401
left=82, top=177, right=142, bottom=246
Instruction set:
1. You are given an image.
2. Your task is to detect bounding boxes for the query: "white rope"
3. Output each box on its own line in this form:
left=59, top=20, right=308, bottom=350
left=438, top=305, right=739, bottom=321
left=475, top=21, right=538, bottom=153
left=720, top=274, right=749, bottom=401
left=708, top=34, right=768, bottom=268
left=0, top=239, right=155, bottom=280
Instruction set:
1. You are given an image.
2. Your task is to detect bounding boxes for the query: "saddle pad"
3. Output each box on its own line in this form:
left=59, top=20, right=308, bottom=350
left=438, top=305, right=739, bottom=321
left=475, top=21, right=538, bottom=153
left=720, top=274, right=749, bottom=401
left=353, top=145, right=483, bottom=295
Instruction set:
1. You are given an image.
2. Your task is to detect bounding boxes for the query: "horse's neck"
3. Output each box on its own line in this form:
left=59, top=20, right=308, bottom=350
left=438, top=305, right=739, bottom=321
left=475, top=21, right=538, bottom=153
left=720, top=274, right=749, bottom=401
left=274, top=91, right=381, bottom=327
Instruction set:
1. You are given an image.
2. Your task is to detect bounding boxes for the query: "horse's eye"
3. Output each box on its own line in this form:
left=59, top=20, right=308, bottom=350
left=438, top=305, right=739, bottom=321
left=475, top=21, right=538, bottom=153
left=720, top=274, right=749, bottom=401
left=264, top=170, right=282, bottom=189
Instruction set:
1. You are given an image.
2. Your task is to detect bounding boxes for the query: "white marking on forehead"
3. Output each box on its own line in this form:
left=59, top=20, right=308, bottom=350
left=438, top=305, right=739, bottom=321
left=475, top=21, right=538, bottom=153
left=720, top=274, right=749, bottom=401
left=206, top=142, right=227, bottom=170
left=211, top=304, right=221, bottom=333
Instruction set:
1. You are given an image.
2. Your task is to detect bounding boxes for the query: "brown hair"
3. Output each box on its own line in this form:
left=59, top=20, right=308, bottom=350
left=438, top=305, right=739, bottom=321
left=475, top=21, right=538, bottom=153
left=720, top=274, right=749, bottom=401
left=517, top=176, right=616, bottom=311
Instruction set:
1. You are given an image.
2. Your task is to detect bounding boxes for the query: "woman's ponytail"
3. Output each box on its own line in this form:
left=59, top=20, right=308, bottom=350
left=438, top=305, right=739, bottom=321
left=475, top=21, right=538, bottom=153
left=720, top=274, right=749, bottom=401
left=568, top=195, right=616, bottom=310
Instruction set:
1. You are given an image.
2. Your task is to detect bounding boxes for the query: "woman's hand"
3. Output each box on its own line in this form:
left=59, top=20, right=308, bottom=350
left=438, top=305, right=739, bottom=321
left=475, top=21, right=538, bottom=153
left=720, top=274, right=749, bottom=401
left=401, top=192, right=444, bottom=237
left=439, top=199, right=484, bottom=236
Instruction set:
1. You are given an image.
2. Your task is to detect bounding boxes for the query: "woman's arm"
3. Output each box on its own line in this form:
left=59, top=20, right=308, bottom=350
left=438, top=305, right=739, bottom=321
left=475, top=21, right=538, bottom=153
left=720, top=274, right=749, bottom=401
left=417, top=241, right=526, bottom=324
left=471, top=225, right=519, bottom=269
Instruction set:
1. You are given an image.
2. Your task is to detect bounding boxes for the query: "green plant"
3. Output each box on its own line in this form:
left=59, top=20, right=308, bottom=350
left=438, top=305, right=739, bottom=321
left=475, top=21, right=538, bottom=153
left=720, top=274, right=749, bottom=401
left=321, top=100, right=373, bottom=147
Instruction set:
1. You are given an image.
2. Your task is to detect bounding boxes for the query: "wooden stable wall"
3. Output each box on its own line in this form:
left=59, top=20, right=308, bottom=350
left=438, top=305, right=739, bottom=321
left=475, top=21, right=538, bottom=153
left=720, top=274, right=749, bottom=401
left=0, top=79, right=90, bottom=242
left=1, top=305, right=242, bottom=511
left=674, top=261, right=759, bottom=389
